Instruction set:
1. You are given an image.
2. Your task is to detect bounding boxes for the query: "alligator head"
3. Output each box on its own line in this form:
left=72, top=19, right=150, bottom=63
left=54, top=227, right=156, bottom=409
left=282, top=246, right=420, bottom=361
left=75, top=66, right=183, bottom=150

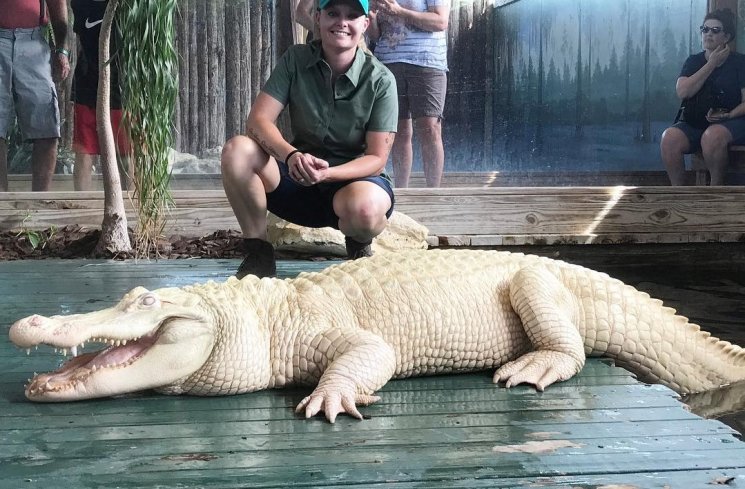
left=9, top=285, right=216, bottom=401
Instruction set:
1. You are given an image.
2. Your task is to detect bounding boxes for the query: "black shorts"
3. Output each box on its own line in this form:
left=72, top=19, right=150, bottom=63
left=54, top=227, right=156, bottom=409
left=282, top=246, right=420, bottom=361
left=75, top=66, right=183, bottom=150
left=266, top=161, right=395, bottom=229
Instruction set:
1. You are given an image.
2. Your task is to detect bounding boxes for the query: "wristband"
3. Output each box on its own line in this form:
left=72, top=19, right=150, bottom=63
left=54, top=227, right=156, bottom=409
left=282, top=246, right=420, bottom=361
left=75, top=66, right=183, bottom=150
left=285, top=149, right=302, bottom=163
left=56, top=47, right=70, bottom=58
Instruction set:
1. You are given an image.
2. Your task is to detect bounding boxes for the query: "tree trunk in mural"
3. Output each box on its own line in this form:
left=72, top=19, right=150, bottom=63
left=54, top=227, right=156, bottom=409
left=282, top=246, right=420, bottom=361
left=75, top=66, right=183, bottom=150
left=535, top=0, right=544, bottom=153
left=575, top=0, right=583, bottom=138
left=624, top=0, right=631, bottom=122
left=641, top=0, right=651, bottom=143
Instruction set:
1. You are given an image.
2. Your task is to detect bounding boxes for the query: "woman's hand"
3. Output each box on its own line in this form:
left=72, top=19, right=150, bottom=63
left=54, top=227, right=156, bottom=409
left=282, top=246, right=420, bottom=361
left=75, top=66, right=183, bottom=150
left=708, top=44, right=731, bottom=68
left=288, top=152, right=329, bottom=186
left=706, top=107, right=730, bottom=123
left=375, top=0, right=403, bottom=16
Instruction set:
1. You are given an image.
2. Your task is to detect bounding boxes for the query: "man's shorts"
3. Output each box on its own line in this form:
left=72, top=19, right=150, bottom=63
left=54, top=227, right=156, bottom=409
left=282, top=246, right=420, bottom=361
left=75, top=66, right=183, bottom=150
left=73, top=104, right=131, bottom=155
left=0, top=27, right=60, bottom=140
left=266, top=161, right=395, bottom=229
left=674, top=118, right=745, bottom=154
left=386, top=62, right=447, bottom=120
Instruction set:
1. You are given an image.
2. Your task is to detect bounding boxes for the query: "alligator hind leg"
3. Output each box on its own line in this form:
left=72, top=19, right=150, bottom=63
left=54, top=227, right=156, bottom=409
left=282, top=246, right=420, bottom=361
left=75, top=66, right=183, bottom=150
left=494, top=265, right=586, bottom=391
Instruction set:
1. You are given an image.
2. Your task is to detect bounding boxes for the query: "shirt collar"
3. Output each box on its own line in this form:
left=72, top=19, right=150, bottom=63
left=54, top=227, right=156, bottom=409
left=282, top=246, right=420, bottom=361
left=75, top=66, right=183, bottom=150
left=306, top=39, right=366, bottom=87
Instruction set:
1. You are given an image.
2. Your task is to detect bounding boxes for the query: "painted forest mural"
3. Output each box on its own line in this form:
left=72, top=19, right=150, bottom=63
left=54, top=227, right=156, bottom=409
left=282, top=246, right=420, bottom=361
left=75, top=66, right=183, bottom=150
left=440, top=0, right=708, bottom=177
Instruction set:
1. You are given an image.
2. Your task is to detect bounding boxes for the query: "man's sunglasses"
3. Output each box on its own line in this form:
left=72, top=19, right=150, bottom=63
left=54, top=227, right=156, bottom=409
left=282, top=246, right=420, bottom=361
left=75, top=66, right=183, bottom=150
left=700, top=26, right=723, bottom=34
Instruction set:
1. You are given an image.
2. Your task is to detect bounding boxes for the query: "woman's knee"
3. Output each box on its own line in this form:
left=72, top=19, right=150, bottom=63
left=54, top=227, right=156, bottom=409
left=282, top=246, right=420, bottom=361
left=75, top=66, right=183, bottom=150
left=701, top=126, right=732, bottom=153
left=396, top=119, right=413, bottom=140
left=335, top=190, right=390, bottom=234
left=221, top=135, right=266, bottom=175
left=660, top=127, right=689, bottom=154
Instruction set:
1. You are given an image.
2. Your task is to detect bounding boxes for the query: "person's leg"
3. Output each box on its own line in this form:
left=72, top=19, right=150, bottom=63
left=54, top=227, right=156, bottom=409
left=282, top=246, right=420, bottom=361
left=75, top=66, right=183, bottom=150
left=221, top=135, right=281, bottom=239
left=14, top=29, right=60, bottom=191
left=408, top=66, right=447, bottom=188
left=392, top=118, right=413, bottom=188
left=221, top=135, right=282, bottom=278
left=73, top=153, right=96, bottom=191
left=414, top=116, right=444, bottom=187
left=333, top=180, right=392, bottom=258
left=700, top=124, right=733, bottom=186
left=118, top=156, right=133, bottom=190
left=660, top=126, right=694, bottom=186
left=30, top=138, right=57, bottom=191
left=0, top=138, right=7, bottom=191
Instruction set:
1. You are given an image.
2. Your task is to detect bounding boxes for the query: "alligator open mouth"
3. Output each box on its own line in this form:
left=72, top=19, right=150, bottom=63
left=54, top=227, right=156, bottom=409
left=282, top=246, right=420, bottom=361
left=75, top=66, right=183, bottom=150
left=25, top=331, right=160, bottom=396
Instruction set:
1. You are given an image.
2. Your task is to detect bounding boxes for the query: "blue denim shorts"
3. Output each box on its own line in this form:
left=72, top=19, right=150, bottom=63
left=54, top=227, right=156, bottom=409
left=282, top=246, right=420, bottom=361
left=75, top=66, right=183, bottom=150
left=674, top=117, right=745, bottom=154
left=265, top=161, right=395, bottom=229
left=0, top=27, right=60, bottom=140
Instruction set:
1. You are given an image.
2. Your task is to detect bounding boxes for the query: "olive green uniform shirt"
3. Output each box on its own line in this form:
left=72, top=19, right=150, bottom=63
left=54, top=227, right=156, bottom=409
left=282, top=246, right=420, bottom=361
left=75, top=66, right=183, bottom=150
left=262, top=40, right=398, bottom=167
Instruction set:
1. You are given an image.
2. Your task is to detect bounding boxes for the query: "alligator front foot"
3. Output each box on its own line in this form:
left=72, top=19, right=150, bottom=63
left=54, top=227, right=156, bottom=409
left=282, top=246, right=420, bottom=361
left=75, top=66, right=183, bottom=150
left=493, top=351, right=582, bottom=391
left=296, top=382, right=381, bottom=423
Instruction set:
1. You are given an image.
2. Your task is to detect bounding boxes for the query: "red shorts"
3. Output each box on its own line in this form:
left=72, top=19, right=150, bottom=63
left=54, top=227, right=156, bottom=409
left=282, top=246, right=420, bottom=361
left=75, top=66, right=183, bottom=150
left=73, top=104, right=131, bottom=155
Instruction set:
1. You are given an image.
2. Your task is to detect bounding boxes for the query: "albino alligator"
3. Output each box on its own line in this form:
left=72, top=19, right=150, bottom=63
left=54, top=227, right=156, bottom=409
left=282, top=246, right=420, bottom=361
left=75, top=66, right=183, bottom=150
left=9, top=249, right=745, bottom=422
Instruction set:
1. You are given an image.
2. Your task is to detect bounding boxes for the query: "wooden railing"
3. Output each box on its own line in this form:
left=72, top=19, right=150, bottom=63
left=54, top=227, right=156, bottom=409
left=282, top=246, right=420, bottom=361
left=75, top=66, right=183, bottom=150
left=2, top=186, right=744, bottom=246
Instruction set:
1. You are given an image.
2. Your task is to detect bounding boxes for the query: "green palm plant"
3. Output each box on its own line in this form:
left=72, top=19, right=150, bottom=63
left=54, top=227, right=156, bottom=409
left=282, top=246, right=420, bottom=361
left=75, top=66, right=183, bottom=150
left=116, top=0, right=178, bottom=257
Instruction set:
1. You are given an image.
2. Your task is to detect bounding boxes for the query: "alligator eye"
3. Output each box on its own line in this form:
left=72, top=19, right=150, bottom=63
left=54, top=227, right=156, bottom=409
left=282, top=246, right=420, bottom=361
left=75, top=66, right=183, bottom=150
left=140, top=294, right=159, bottom=307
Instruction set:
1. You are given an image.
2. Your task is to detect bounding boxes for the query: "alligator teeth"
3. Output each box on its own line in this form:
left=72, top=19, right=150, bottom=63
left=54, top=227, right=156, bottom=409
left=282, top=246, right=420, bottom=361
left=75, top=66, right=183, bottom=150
left=25, top=349, right=30, bottom=355
left=71, top=346, right=78, bottom=357
left=61, top=348, right=68, bottom=357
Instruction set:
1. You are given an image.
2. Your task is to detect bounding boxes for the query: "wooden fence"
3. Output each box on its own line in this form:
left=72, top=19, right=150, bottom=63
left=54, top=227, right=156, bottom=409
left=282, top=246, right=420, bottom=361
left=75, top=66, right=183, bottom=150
left=54, top=0, right=492, bottom=159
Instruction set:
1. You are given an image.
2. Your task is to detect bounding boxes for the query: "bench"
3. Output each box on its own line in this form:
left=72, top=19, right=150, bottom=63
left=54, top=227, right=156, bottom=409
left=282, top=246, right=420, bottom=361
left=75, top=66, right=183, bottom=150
left=691, top=145, right=745, bottom=185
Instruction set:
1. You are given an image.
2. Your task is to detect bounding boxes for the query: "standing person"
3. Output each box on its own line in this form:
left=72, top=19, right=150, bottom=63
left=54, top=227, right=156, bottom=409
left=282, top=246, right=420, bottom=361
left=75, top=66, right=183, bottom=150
left=0, top=0, right=70, bottom=192
left=71, top=0, right=131, bottom=191
left=221, top=0, right=398, bottom=279
left=660, top=8, right=745, bottom=186
left=368, top=0, right=449, bottom=188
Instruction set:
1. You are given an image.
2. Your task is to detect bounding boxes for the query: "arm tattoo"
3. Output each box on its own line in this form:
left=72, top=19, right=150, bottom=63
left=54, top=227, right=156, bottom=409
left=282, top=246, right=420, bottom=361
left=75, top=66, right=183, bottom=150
left=384, top=132, right=395, bottom=153
left=247, top=127, right=283, bottom=161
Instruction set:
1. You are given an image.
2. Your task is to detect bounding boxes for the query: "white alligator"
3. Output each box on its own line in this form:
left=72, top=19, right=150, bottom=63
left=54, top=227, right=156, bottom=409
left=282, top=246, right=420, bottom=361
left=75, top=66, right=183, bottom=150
left=9, top=249, right=745, bottom=422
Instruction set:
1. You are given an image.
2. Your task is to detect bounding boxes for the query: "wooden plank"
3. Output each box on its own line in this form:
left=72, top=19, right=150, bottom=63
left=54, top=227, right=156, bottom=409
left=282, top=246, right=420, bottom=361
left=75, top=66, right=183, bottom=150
left=2, top=187, right=745, bottom=244
left=1, top=259, right=744, bottom=488
left=6, top=170, right=677, bottom=192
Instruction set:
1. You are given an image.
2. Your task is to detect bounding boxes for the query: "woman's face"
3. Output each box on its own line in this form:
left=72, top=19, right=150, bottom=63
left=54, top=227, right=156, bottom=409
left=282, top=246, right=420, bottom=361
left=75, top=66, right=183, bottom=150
left=701, top=19, right=729, bottom=50
left=316, top=2, right=369, bottom=52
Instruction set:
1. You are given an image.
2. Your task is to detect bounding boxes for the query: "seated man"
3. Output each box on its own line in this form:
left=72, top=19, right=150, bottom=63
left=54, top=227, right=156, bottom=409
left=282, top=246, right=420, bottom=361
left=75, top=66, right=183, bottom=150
left=221, top=0, right=398, bottom=278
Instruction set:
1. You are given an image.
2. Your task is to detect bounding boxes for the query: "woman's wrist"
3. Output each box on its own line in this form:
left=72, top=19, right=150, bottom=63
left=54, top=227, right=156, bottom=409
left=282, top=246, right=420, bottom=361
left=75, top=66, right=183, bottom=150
left=285, top=149, right=302, bottom=164
left=56, top=47, right=70, bottom=58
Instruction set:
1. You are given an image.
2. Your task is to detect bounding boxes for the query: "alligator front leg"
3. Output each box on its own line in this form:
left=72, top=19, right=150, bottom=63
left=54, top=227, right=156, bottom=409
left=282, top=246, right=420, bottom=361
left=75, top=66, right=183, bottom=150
left=295, top=329, right=396, bottom=423
left=494, top=265, right=586, bottom=391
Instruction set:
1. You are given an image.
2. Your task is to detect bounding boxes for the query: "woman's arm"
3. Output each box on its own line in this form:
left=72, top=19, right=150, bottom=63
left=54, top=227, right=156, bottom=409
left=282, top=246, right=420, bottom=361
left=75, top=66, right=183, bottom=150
left=710, top=87, right=745, bottom=121
left=245, top=92, right=295, bottom=163
left=376, top=0, right=449, bottom=32
left=676, top=45, right=730, bottom=99
left=325, top=131, right=396, bottom=182
left=367, top=9, right=381, bottom=42
left=295, top=0, right=316, bottom=33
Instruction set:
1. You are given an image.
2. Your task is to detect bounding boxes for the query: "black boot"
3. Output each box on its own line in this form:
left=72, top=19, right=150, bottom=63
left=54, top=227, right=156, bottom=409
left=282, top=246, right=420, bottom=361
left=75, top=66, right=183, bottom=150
left=236, top=238, right=276, bottom=279
left=345, top=237, right=373, bottom=260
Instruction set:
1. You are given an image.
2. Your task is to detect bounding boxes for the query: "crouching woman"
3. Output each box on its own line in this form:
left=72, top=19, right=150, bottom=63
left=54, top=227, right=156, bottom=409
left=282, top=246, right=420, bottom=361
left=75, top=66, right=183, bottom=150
left=221, top=0, right=398, bottom=278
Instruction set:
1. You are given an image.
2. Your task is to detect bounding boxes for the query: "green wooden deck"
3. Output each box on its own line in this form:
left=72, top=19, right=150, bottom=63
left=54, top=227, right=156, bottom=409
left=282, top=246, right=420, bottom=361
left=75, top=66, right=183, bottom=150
left=1, top=259, right=745, bottom=488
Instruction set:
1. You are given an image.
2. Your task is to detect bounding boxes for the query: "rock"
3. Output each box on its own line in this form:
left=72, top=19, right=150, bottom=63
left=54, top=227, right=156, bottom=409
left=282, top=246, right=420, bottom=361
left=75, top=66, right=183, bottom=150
left=168, top=149, right=221, bottom=174
left=267, top=211, right=429, bottom=256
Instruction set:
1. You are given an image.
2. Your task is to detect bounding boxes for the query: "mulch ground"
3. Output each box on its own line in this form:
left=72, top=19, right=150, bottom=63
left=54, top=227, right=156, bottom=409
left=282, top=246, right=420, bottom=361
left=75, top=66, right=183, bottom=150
left=0, top=225, right=327, bottom=261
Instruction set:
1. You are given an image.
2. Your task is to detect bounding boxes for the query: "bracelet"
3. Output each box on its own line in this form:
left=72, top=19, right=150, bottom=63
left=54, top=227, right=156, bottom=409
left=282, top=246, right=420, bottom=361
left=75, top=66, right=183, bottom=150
left=56, top=47, right=70, bottom=58
left=285, top=149, right=302, bottom=163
